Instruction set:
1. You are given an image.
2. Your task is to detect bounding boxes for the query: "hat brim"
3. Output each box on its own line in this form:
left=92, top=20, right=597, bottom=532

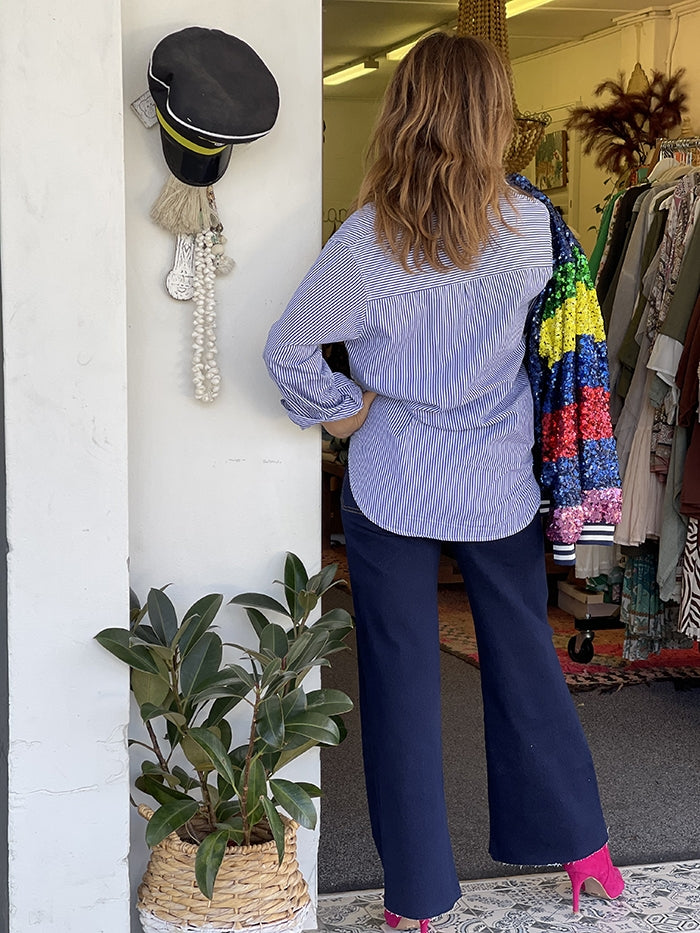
left=159, top=128, right=233, bottom=187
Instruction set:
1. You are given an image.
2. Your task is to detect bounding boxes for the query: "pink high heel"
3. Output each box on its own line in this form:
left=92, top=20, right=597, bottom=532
left=384, top=908, right=430, bottom=933
left=563, top=843, right=624, bottom=912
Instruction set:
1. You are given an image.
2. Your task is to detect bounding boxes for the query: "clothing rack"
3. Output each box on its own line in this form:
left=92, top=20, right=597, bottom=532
left=656, top=136, right=700, bottom=165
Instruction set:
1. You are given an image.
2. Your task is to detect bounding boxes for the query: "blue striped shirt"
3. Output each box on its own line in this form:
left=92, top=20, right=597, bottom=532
left=264, top=190, right=553, bottom=540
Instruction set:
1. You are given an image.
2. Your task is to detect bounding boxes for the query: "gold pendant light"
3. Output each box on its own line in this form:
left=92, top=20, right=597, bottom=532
left=457, top=0, right=550, bottom=172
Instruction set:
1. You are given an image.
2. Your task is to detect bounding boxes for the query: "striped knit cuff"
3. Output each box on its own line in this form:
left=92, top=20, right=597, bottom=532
left=577, top=523, right=615, bottom=545
left=552, top=542, right=576, bottom=565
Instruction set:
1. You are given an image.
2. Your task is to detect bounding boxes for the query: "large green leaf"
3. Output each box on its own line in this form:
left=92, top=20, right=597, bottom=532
left=306, top=563, right=339, bottom=596
left=216, top=800, right=242, bottom=822
left=296, top=782, right=322, bottom=798
left=260, top=624, right=289, bottom=659
left=257, top=695, right=284, bottom=749
left=178, top=594, right=223, bottom=656
left=139, top=703, right=186, bottom=728
left=217, top=718, right=232, bottom=754
left=204, top=695, right=248, bottom=728
left=285, top=712, right=340, bottom=746
left=194, top=828, right=229, bottom=900
left=145, top=798, right=199, bottom=847
left=180, top=633, right=223, bottom=697
left=188, top=727, right=240, bottom=790
left=296, top=590, right=319, bottom=617
left=135, top=773, right=195, bottom=807
left=132, top=624, right=162, bottom=645
left=218, top=819, right=245, bottom=846
left=216, top=770, right=238, bottom=803
left=129, top=639, right=175, bottom=663
left=147, top=588, right=178, bottom=646
left=260, top=657, right=283, bottom=692
left=270, top=779, right=317, bottom=830
left=274, top=739, right=316, bottom=772
left=131, top=669, right=171, bottom=709
left=312, top=607, right=353, bottom=634
left=285, top=630, right=330, bottom=675
left=305, top=689, right=354, bottom=716
left=283, top=552, right=308, bottom=620
left=95, top=628, right=161, bottom=675
left=281, top=687, right=307, bottom=719
left=242, top=757, right=267, bottom=824
left=244, top=607, right=270, bottom=638
left=191, top=665, right=254, bottom=704
left=181, top=734, right=214, bottom=773
left=261, top=797, right=286, bottom=865
left=172, top=766, right=198, bottom=792
left=195, top=663, right=255, bottom=693
left=230, top=592, right=290, bottom=619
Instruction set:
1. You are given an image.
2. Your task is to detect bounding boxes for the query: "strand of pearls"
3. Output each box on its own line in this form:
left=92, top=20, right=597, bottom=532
left=192, top=230, right=220, bottom=402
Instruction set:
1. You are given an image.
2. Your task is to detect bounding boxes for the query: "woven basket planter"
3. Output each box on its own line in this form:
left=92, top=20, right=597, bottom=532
left=137, top=805, right=311, bottom=933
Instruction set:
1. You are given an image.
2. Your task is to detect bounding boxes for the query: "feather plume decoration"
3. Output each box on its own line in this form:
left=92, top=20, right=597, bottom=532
left=566, top=68, right=687, bottom=177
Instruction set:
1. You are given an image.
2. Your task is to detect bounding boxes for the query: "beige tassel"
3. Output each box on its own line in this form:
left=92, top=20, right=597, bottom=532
left=150, top=176, right=214, bottom=235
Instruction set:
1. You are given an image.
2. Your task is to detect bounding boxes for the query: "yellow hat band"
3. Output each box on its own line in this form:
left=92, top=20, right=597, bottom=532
left=156, top=107, right=228, bottom=156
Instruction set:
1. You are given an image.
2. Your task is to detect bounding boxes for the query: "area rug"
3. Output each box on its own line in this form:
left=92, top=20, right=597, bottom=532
left=437, top=585, right=700, bottom=693
left=322, top=543, right=700, bottom=693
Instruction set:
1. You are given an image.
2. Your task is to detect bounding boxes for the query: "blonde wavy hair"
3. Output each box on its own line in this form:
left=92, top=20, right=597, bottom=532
left=356, top=33, right=516, bottom=273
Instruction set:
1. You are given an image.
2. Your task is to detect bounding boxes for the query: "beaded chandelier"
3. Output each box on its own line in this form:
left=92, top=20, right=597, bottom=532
left=457, top=0, right=550, bottom=173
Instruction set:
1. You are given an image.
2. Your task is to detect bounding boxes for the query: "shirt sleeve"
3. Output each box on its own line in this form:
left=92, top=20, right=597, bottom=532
left=263, top=237, right=367, bottom=428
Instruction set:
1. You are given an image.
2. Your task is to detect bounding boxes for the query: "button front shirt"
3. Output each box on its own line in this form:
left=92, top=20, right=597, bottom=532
left=264, top=190, right=553, bottom=541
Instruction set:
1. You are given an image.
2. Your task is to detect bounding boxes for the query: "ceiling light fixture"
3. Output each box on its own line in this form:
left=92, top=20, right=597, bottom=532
left=505, top=0, right=557, bottom=18
left=323, top=59, right=380, bottom=86
left=323, top=2, right=554, bottom=88
left=385, top=38, right=422, bottom=61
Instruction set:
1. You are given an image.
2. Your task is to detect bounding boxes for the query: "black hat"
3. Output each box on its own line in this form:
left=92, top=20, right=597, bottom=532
left=148, top=27, right=280, bottom=187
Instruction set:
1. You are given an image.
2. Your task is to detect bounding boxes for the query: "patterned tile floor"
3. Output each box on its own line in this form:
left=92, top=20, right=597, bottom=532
left=317, top=861, right=700, bottom=932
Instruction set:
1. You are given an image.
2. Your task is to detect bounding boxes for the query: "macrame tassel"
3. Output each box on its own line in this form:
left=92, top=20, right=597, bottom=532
left=152, top=176, right=233, bottom=403
left=151, top=176, right=213, bottom=236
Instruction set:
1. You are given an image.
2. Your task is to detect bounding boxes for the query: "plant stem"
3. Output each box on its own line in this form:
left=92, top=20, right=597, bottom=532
left=198, top=771, right=217, bottom=832
left=146, top=721, right=170, bottom=772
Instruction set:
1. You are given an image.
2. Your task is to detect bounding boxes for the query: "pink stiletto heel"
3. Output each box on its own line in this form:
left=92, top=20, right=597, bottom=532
left=384, top=908, right=430, bottom=933
left=563, top=843, right=624, bottom=912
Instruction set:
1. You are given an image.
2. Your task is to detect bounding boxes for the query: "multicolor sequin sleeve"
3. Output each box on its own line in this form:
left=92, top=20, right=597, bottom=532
left=509, top=174, right=623, bottom=559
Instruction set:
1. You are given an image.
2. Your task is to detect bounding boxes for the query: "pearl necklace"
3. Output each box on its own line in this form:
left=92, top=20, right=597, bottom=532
left=192, top=229, right=221, bottom=403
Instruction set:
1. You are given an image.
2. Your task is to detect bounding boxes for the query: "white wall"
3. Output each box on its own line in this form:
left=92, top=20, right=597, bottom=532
left=323, top=99, right=378, bottom=243
left=513, top=3, right=700, bottom=256
left=669, top=1, right=700, bottom=129
left=0, top=2, right=131, bottom=932
left=122, top=1, right=323, bottom=928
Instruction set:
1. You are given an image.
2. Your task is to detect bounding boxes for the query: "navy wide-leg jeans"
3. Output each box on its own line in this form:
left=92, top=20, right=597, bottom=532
left=340, top=476, right=608, bottom=921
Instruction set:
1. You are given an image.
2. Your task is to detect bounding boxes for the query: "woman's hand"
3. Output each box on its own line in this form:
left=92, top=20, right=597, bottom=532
left=322, top=391, right=377, bottom=439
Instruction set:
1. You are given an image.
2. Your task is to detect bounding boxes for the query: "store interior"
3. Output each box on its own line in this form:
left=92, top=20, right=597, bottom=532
left=316, top=0, right=700, bottom=925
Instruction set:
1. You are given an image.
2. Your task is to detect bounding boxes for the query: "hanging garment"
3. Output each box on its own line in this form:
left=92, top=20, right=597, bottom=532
left=645, top=172, right=700, bottom=344
left=679, top=517, right=700, bottom=640
left=589, top=190, right=625, bottom=280
left=596, top=185, right=649, bottom=307
left=607, top=186, right=675, bottom=419
left=509, top=174, right=622, bottom=563
left=615, top=206, right=669, bottom=404
left=614, top=371, right=666, bottom=547
left=621, top=542, right=692, bottom=660
left=656, top=424, right=690, bottom=603
left=615, top=303, right=655, bottom=477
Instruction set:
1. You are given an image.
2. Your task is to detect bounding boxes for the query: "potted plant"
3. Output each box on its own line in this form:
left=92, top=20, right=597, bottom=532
left=96, top=552, right=353, bottom=933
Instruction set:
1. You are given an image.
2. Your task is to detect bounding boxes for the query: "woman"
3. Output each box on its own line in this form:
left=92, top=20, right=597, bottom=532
left=264, top=33, right=624, bottom=929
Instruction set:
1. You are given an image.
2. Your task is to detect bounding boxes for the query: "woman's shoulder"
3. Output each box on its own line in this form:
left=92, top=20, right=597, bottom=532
left=334, top=203, right=376, bottom=242
left=502, top=186, right=550, bottom=221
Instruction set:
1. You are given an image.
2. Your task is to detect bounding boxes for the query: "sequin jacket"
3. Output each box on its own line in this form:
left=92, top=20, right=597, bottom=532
left=509, top=174, right=623, bottom=564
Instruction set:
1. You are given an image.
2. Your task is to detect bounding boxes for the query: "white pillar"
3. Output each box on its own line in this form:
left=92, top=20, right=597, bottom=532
left=0, top=2, right=131, bottom=931
left=122, top=2, right=323, bottom=928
